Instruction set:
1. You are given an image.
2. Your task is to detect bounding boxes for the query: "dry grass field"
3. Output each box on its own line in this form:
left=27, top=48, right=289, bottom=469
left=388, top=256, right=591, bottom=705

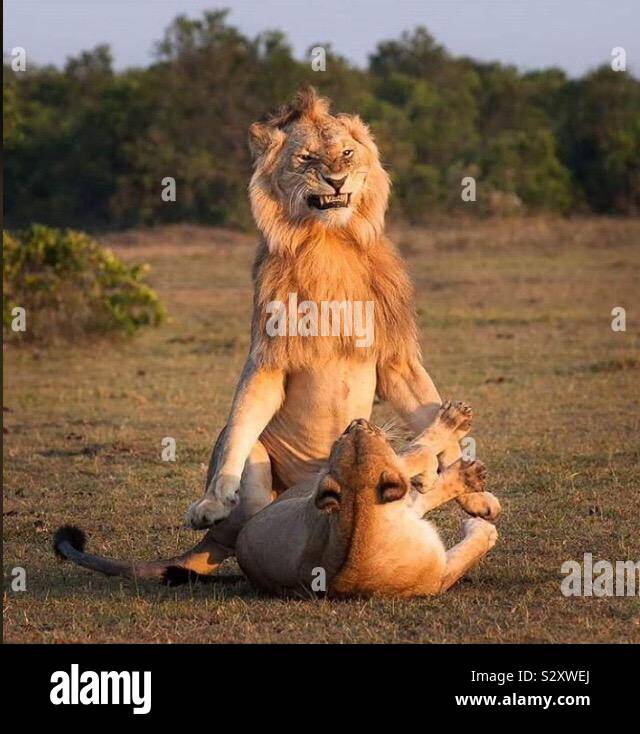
left=3, top=217, right=640, bottom=643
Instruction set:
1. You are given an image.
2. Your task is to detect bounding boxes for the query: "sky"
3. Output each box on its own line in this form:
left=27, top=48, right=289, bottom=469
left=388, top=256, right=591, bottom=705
left=3, top=0, right=638, bottom=77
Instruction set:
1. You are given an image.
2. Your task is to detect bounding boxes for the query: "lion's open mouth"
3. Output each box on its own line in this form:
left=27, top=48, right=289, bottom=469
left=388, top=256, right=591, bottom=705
left=307, top=193, right=351, bottom=210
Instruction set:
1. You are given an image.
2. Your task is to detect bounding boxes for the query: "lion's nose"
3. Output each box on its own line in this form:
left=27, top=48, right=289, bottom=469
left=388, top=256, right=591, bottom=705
left=321, top=173, right=347, bottom=194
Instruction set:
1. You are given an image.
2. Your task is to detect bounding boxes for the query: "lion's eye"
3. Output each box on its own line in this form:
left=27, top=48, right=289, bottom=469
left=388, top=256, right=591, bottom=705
left=343, top=149, right=354, bottom=158
left=299, top=153, right=315, bottom=162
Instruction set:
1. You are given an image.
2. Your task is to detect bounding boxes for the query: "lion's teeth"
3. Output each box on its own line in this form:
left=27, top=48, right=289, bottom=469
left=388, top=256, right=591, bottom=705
left=309, top=192, right=349, bottom=209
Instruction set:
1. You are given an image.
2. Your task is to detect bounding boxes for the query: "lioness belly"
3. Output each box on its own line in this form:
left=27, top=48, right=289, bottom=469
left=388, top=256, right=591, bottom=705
left=261, top=358, right=377, bottom=488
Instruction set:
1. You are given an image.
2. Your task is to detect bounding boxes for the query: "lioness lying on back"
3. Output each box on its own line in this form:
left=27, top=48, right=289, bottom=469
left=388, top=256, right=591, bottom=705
left=54, top=401, right=497, bottom=596
left=236, top=401, right=497, bottom=597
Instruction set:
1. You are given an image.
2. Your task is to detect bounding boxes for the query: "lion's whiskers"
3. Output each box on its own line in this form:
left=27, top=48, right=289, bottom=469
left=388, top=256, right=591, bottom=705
left=287, top=180, right=308, bottom=218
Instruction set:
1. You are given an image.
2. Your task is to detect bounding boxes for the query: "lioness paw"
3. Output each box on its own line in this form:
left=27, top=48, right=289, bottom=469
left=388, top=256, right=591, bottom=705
left=457, top=490, right=501, bottom=521
left=458, top=459, right=487, bottom=493
left=463, top=517, right=498, bottom=550
left=439, top=400, right=472, bottom=437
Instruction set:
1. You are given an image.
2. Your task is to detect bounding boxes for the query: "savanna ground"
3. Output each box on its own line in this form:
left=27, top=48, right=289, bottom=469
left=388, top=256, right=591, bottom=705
left=3, top=217, right=639, bottom=643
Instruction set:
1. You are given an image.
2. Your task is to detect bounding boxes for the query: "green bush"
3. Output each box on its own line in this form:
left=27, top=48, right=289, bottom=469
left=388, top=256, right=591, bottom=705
left=480, top=129, right=573, bottom=213
left=3, top=225, right=165, bottom=341
left=395, top=164, right=443, bottom=222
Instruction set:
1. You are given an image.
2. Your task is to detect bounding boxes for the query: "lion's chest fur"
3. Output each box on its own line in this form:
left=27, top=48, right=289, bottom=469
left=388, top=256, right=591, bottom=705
left=287, top=236, right=374, bottom=303
left=252, top=233, right=418, bottom=371
left=254, top=232, right=417, bottom=486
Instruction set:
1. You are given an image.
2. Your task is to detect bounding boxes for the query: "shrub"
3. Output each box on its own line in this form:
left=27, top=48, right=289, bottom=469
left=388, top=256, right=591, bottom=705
left=395, top=164, right=443, bottom=223
left=480, top=129, right=573, bottom=213
left=3, top=225, right=165, bottom=341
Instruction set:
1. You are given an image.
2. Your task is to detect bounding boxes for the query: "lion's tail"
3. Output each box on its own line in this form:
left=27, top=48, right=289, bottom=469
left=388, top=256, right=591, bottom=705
left=53, top=525, right=236, bottom=586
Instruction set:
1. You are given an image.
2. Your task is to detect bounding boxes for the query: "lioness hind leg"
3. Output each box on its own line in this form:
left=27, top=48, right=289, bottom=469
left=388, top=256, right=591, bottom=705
left=439, top=518, right=498, bottom=593
left=402, top=400, right=473, bottom=488
left=410, top=458, right=487, bottom=517
left=457, top=490, right=502, bottom=520
left=438, top=439, right=502, bottom=520
left=409, top=400, right=472, bottom=455
left=178, top=441, right=273, bottom=577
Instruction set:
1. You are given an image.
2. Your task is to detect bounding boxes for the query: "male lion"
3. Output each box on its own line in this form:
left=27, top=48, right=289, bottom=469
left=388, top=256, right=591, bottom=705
left=54, top=86, right=500, bottom=583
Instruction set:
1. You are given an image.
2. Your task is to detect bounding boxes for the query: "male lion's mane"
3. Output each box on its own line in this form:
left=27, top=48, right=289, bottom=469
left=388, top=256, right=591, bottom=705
left=248, top=87, right=419, bottom=371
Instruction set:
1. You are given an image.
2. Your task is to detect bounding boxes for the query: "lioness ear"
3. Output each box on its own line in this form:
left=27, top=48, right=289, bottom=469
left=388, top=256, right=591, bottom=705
left=248, top=122, right=283, bottom=160
left=377, top=470, right=408, bottom=504
left=315, top=476, right=342, bottom=513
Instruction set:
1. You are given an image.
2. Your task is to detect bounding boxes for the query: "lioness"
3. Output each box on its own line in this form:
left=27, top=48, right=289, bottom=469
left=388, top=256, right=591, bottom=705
left=54, top=402, right=497, bottom=595
left=54, top=85, right=500, bottom=583
left=236, top=402, right=497, bottom=597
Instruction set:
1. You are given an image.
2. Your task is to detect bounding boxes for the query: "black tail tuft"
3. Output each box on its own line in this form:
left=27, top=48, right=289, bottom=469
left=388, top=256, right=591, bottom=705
left=53, top=525, right=87, bottom=559
left=161, top=565, right=245, bottom=587
left=161, top=565, right=200, bottom=587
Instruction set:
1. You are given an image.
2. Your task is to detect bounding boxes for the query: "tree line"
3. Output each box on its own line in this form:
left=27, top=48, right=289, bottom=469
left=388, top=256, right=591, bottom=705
left=4, top=9, right=639, bottom=230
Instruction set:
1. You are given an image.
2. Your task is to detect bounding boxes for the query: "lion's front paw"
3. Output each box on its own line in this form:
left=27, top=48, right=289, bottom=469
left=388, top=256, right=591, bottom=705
left=457, top=490, right=501, bottom=521
left=185, top=496, right=229, bottom=529
left=209, top=474, right=242, bottom=506
left=185, top=475, right=241, bottom=530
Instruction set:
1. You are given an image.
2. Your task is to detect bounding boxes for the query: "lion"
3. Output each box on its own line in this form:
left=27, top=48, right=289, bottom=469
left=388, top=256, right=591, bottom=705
left=236, top=401, right=497, bottom=597
left=54, top=85, right=500, bottom=583
left=54, top=402, right=498, bottom=596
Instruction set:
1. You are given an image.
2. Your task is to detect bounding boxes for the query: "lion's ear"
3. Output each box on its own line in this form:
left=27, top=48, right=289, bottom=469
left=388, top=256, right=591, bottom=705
left=337, top=114, right=376, bottom=150
left=248, top=122, right=285, bottom=160
left=248, top=122, right=273, bottom=159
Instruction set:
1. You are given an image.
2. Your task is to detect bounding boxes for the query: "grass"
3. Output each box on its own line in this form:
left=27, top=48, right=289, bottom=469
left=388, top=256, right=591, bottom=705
left=3, top=217, right=640, bottom=643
